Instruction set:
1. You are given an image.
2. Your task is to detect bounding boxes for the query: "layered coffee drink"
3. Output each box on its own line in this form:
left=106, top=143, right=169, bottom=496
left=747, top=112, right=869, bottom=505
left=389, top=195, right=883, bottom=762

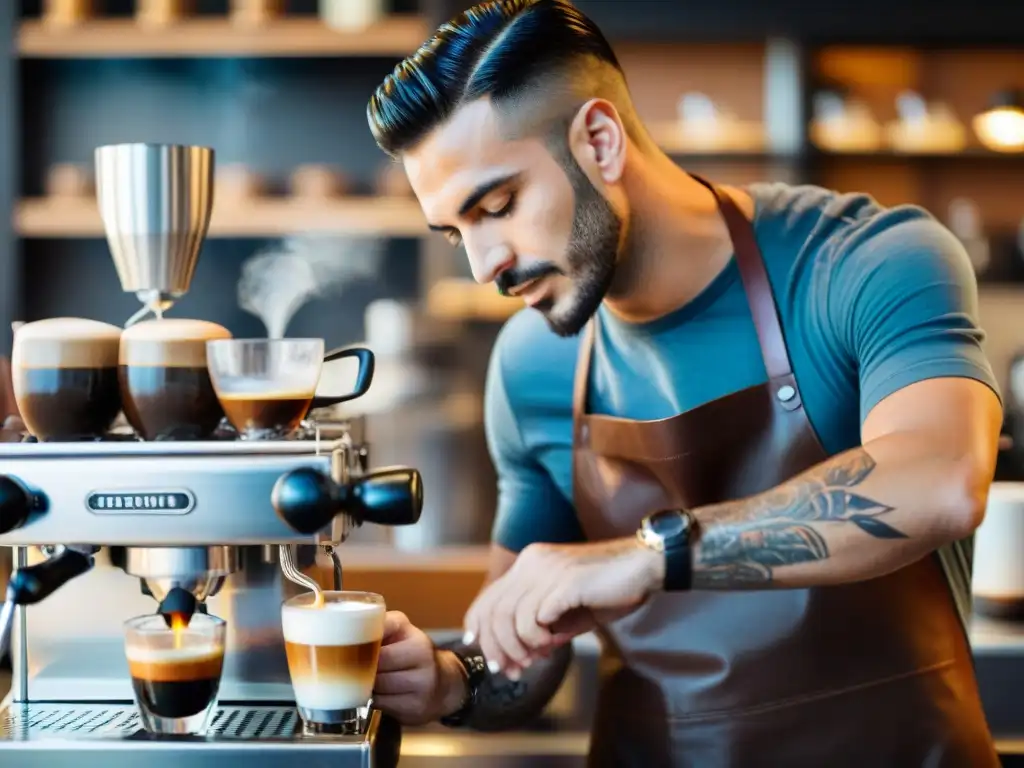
left=119, top=318, right=231, bottom=440
left=282, top=591, right=385, bottom=731
left=124, top=613, right=226, bottom=735
left=11, top=317, right=122, bottom=441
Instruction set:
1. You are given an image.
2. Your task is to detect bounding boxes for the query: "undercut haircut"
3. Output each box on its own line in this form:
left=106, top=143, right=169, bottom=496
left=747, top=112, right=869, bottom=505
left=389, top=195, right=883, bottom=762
left=367, top=0, right=644, bottom=158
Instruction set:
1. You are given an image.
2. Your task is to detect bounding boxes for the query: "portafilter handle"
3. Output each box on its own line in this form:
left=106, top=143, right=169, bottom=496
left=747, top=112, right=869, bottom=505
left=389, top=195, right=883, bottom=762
left=272, top=466, right=423, bottom=536
left=0, top=546, right=95, bottom=659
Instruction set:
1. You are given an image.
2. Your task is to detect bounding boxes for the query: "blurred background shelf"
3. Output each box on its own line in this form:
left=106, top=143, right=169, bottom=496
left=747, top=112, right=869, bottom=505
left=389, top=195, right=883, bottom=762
left=15, top=195, right=426, bottom=238
left=812, top=148, right=1024, bottom=160
left=17, top=15, right=430, bottom=58
left=426, top=278, right=520, bottom=322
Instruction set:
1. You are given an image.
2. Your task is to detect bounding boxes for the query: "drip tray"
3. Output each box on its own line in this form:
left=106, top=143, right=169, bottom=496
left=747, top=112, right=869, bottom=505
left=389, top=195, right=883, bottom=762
left=0, top=703, right=398, bottom=768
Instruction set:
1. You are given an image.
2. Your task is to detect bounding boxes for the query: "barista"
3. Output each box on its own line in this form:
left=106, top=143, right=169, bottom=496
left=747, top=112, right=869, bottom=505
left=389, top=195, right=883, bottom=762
left=365, top=1, right=1002, bottom=765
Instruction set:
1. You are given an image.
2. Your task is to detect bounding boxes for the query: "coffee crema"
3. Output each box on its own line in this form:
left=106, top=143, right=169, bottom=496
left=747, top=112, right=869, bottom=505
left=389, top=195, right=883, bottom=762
left=12, top=317, right=122, bottom=441
left=282, top=597, right=385, bottom=712
left=127, top=644, right=224, bottom=720
left=119, top=318, right=231, bottom=441
left=218, top=392, right=313, bottom=436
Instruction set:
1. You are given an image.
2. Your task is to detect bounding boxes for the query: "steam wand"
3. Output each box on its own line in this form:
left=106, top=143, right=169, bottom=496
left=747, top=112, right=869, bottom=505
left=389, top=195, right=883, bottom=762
left=324, top=545, right=343, bottom=591
left=279, top=545, right=324, bottom=602
left=0, top=545, right=97, bottom=660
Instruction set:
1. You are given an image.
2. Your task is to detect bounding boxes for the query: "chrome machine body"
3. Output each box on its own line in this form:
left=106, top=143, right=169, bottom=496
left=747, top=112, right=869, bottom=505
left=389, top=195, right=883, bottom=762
left=0, top=144, right=421, bottom=768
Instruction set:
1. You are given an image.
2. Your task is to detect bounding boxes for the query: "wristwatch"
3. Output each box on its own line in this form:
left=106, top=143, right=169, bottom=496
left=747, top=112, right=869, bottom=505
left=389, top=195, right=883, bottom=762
left=438, top=649, right=488, bottom=728
left=637, top=509, right=698, bottom=591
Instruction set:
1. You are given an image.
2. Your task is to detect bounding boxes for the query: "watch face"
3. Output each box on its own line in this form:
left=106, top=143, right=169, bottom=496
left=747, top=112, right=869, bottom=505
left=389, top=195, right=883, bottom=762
left=649, top=509, right=688, bottom=540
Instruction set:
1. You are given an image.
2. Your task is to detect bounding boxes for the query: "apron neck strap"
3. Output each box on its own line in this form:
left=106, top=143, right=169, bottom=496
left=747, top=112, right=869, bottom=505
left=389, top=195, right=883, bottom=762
left=689, top=174, right=793, bottom=381
left=572, top=174, right=796, bottom=421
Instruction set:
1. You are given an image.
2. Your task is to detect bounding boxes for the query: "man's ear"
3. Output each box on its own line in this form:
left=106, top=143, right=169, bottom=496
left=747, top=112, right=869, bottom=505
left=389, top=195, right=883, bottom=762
left=566, top=98, right=627, bottom=188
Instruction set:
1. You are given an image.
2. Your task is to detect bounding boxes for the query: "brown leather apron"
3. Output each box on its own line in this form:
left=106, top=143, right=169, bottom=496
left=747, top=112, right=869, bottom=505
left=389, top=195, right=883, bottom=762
left=572, top=176, right=998, bottom=767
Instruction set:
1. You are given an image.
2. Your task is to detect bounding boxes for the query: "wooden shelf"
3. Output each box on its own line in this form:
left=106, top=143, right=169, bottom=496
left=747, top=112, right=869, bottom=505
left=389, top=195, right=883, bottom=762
left=15, top=196, right=427, bottom=238
left=813, top=147, right=1024, bottom=161
left=18, top=15, right=429, bottom=58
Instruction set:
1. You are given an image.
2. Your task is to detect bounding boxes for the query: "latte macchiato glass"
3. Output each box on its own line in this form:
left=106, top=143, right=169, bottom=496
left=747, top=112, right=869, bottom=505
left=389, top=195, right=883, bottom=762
left=124, top=613, right=226, bottom=735
left=282, top=591, right=385, bottom=733
left=119, top=318, right=232, bottom=440
left=206, top=338, right=324, bottom=439
left=11, top=317, right=122, bottom=441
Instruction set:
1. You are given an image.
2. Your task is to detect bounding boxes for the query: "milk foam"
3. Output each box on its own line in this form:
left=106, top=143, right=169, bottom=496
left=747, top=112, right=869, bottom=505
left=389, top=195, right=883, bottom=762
left=121, top=319, right=231, bottom=342
left=120, top=318, right=232, bottom=368
left=282, top=600, right=385, bottom=646
left=125, top=643, right=222, bottom=664
left=13, top=317, right=122, bottom=369
left=15, top=317, right=122, bottom=342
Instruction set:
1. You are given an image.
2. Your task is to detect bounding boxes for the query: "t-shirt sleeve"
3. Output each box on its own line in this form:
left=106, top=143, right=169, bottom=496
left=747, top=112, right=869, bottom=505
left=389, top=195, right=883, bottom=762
left=484, top=326, right=584, bottom=553
left=828, top=210, right=1001, bottom=424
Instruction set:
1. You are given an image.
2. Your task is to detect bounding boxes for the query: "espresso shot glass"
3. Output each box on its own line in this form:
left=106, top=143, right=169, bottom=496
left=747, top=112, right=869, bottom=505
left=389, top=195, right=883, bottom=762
left=124, top=613, right=226, bottom=736
left=282, top=591, right=386, bottom=734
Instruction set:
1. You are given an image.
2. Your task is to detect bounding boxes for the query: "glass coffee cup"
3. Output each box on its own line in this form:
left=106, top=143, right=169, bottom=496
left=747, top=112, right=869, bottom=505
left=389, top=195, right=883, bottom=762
left=124, top=612, right=226, bottom=735
left=282, top=591, right=386, bottom=734
left=11, top=317, right=123, bottom=441
left=119, top=318, right=232, bottom=440
left=206, top=339, right=374, bottom=440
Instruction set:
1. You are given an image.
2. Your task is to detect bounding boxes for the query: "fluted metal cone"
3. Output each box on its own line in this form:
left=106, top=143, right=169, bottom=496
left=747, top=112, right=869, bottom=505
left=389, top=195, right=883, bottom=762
left=94, top=143, right=215, bottom=302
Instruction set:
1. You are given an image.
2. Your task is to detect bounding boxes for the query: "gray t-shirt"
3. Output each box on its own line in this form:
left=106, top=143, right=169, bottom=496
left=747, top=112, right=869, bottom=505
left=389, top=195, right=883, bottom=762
left=483, top=181, right=1001, bottom=626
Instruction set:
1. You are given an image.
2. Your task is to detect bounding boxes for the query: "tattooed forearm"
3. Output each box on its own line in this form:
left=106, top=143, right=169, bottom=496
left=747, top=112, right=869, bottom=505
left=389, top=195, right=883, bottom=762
left=435, top=639, right=573, bottom=732
left=692, top=449, right=907, bottom=588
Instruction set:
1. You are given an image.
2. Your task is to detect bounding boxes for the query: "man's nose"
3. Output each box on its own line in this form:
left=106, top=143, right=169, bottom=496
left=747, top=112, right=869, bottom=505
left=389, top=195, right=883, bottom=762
left=468, top=241, right=514, bottom=285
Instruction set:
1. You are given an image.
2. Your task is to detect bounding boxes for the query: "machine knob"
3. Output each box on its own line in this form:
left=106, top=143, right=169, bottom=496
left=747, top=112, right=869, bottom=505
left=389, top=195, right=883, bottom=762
left=273, top=466, right=424, bottom=535
left=0, top=475, right=34, bottom=535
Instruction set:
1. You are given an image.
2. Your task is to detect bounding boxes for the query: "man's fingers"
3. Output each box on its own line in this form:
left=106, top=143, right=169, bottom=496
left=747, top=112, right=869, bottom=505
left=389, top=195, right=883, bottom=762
left=487, top=581, right=535, bottom=673
left=377, top=638, right=427, bottom=672
left=548, top=606, right=594, bottom=637
left=463, top=581, right=497, bottom=647
left=515, top=587, right=556, bottom=653
left=536, top=585, right=576, bottom=627
left=373, top=668, right=431, bottom=696
left=382, top=611, right=412, bottom=643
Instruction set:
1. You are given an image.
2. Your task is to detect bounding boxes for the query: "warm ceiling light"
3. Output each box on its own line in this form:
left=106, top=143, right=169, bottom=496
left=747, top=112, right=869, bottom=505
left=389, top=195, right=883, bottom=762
left=973, top=89, right=1024, bottom=152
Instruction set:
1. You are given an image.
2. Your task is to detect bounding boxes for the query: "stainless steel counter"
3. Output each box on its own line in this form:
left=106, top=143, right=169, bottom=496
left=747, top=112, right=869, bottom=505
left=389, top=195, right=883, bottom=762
left=4, top=618, right=1024, bottom=766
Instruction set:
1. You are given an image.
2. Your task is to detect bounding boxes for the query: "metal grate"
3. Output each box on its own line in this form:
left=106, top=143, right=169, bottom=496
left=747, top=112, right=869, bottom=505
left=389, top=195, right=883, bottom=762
left=0, top=705, right=299, bottom=741
left=209, top=706, right=298, bottom=739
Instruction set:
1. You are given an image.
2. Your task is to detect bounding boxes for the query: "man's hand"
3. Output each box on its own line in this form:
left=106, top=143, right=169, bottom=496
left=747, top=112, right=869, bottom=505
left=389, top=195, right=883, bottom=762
left=372, top=611, right=469, bottom=725
left=463, top=537, right=663, bottom=679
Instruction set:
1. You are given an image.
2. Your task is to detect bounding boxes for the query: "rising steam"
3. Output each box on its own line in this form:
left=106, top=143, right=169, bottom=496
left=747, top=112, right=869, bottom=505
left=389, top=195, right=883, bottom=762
left=237, top=235, right=384, bottom=338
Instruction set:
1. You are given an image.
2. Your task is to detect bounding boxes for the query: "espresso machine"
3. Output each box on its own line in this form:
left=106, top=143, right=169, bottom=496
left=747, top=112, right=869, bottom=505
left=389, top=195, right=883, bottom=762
left=0, top=143, right=421, bottom=767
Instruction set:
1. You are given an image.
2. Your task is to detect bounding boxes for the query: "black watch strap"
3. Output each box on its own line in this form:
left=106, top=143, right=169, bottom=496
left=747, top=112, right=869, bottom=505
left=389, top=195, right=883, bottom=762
left=439, top=650, right=487, bottom=728
left=664, top=538, right=693, bottom=591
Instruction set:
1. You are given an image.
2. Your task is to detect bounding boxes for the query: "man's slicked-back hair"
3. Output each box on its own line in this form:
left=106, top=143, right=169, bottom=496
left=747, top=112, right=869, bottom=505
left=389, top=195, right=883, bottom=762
left=367, top=0, right=624, bottom=157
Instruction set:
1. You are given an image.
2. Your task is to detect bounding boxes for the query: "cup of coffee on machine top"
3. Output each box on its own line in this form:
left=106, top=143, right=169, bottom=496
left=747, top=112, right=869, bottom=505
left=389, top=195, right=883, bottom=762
left=119, top=318, right=232, bottom=440
left=11, top=317, right=123, bottom=441
left=282, top=590, right=386, bottom=734
left=206, top=338, right=374, bottom=440
left=124, top=612, right=226, bottom=736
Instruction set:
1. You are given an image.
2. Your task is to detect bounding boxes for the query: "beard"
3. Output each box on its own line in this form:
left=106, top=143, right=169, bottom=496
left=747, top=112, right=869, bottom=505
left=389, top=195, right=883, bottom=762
left=494, top=155, right=623, bottom=338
